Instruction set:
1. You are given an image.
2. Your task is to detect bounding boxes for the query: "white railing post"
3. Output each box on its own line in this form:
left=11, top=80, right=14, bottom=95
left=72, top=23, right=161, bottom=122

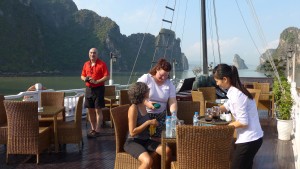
left=35, top=83, right=43, bottom=112
left=291, top=81, right=299, bottom=169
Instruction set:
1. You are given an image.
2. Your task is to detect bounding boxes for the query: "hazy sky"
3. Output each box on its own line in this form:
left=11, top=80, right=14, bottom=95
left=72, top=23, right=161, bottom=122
left=73, top=0, right=300, bottom=69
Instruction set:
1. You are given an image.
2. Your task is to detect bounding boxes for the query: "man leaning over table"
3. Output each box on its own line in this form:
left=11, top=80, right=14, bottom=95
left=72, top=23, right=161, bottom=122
left=81, top=48, right=109, bottom=138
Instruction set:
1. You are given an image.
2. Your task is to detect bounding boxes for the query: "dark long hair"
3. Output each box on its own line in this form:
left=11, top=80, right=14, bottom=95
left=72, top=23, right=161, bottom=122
left=149, top=58, right=172, bottom=77
left=213, top=64, right=253, bottom=99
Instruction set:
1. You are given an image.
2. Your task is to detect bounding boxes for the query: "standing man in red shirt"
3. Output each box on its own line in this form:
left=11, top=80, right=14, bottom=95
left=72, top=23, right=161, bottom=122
left=81, top=48, right=109, bottom=138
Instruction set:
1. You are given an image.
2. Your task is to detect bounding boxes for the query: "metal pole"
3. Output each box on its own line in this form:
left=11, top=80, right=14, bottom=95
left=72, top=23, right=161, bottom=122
left=287, top=59, right=290, bottom=79
left=292, top=52, right=296, bottom=82
left=172, top=59, right=176, bottom=79
left=109, top=52, right=113, bottom=85
left=201, top=0, right=208, bottom=75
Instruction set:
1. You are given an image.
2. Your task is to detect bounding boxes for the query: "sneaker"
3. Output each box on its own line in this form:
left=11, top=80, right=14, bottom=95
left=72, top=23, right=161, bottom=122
left=87, top=130, right=97, bottom=138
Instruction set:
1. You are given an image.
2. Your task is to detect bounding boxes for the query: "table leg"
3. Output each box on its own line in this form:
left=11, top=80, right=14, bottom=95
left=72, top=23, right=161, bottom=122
left=161, top=139, right=166, bottom=169
left=54, top=115, right=58, bottom=152
left=110, top=102, right=114, bottom=128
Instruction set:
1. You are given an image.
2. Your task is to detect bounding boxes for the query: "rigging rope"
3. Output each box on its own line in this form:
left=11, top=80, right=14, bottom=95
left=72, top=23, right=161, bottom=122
left=151, top=0, right=177, bottom=69
left=234, top=0, right=262, bottom=56
left=163, top=0, right=177, bottom=58
left=212, top=0, right=222, bottom=64
left=245, top=0, right=283, bottom=90
left=127, top=0, right=158, bottom=86
left=207, top=0, right=216, bottom=67
left=169, top=0, right=181, bottom=63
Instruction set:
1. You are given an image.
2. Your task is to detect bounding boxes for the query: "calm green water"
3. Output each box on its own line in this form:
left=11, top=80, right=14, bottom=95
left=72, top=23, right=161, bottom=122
left=0, top=69, right=268, bottom=95
left=0, top=71, right=194, bottom=95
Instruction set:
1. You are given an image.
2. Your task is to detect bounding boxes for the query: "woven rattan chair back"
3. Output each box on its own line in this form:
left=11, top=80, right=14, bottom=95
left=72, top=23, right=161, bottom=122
left=197, top=87, right=217, bottom=101
left=177, top=101, right=200, bottom=125
left=191, top=91, right=204, bottom=116
left=74, top=95, right=84, bottom=125
left=104, top=85, right=119, bottom=109
left=4, top=100, right=51, bottom=164
left=174, top=125, right=234, bottom=169
left=105, top=85, right=116, bottom=96
left=111, top=104, right=130, bottom=153
left=57, top=95, right=84, bottom=152
left=253, top=82, right=272, bottom=114
left=0, top=95, right=6, bottom=124
left=40, top=92, right=65, bottom=121
left=0, top=95, right=7, bottom=145
left=247, top=88, right=261, bottom=107
left=119, top=89, right=131, bottom=105
left=253, top=82, right=270, bottom=94
left=111, top=104, right=160, bottom=169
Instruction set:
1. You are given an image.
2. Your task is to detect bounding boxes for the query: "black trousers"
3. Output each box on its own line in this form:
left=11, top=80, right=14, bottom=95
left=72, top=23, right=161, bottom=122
left=231, top=137, right=263, bottom=169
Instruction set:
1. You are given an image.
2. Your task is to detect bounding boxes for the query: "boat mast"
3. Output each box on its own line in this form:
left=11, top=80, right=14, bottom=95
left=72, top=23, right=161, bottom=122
left=201, top=0, right=208, bottom=75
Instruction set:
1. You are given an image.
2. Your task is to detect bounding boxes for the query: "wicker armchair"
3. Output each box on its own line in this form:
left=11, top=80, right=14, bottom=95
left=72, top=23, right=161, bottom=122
left=198, top=87, right=218, bottom=115
left=198, top=87, right=217, bottom=101
left=39, top=92, right=65, bottom=125
left=4, top=100, right=51, bottom=164
left=110, top=105, right=160, bottom=169
left=119, top=89, right=131, bottom=105
left=191, top=91, right=205, bottom=116
left=247, top=88, right=261, bottom=108
left=171, top=125, right=235, bottom=169
left=105, top=85, right=119, bottom=107
left=253, top=82, right=273, bottom=115
left=0, top=95, right=7, bottom=145
left=191, top=87, right=217, bottom=117
left=57, top=95, right=84, bottom=152
left=177, top=101, right=200, bottom=125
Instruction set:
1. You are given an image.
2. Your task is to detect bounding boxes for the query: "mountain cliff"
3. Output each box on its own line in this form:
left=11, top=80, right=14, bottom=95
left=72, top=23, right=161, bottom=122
left=257, top=27, right=300, bottom=76
left=232, top=54, right=248, bottom=69
left=0, top=0, right=188, bottom=75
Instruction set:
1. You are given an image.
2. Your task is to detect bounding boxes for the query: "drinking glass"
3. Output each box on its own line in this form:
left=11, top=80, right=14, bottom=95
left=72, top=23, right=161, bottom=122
left=212, top=106, right=221, bottom=119
left=149, top=125, right=156, bottom=136
left=205, top=108, right=213, bottom=121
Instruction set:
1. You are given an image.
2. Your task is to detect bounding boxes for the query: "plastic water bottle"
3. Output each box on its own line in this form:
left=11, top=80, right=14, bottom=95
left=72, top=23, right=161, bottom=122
left=171, top=112, right=177, bottom=137
left=165, top=116, right=172, bottom=138
left=193, top=112, right=199, bottom=126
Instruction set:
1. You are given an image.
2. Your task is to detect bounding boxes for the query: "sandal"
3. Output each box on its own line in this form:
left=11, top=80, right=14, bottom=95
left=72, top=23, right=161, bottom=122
left=87, top=130, right=97, bottom=138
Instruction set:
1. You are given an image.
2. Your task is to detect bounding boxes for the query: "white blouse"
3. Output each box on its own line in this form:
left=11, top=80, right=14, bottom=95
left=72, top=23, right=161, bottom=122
left=224, top=86, right=263, bottom=144
left=137, top=74, right=176, bottom=114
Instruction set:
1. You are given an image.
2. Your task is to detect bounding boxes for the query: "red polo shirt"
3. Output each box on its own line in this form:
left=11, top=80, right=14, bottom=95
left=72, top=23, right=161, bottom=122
left=81, top=58, right=109, bottom=87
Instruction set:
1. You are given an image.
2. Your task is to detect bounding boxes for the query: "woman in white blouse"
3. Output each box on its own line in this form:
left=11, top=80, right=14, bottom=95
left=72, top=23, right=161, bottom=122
left=213, top=64, right=263, bottom=169
left=137, top=58, right=177, bottom=139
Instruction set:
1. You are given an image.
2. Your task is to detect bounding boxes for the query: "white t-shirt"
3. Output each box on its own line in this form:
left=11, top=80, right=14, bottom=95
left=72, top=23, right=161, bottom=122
left=137, top=74, right=176, bottom=114
left=223, top=86, right=264, bottom=144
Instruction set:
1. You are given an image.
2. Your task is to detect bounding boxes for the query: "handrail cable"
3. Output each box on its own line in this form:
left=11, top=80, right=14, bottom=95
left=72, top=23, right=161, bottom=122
left=127, top=0, right=158, bottom=86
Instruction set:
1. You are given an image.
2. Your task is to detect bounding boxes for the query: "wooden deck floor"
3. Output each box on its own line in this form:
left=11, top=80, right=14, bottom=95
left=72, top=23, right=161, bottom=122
left=0, top=113, right=295, bottom=169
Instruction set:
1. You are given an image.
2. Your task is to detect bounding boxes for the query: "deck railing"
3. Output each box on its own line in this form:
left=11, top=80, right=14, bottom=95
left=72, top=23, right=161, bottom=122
left=4, top=84, right=86, bottom=119
left=4, top=83, right=128, bottom=120
left=291, top=81, right=300, bottom=169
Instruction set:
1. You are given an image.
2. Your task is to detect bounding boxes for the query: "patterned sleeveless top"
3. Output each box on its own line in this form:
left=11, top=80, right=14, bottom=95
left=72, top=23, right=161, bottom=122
left=127, top=107, right=150, bottom=140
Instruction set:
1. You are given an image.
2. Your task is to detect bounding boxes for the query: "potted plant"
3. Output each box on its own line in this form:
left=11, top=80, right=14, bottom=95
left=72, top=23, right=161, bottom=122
left=273, top=75, right=294, bottom=140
